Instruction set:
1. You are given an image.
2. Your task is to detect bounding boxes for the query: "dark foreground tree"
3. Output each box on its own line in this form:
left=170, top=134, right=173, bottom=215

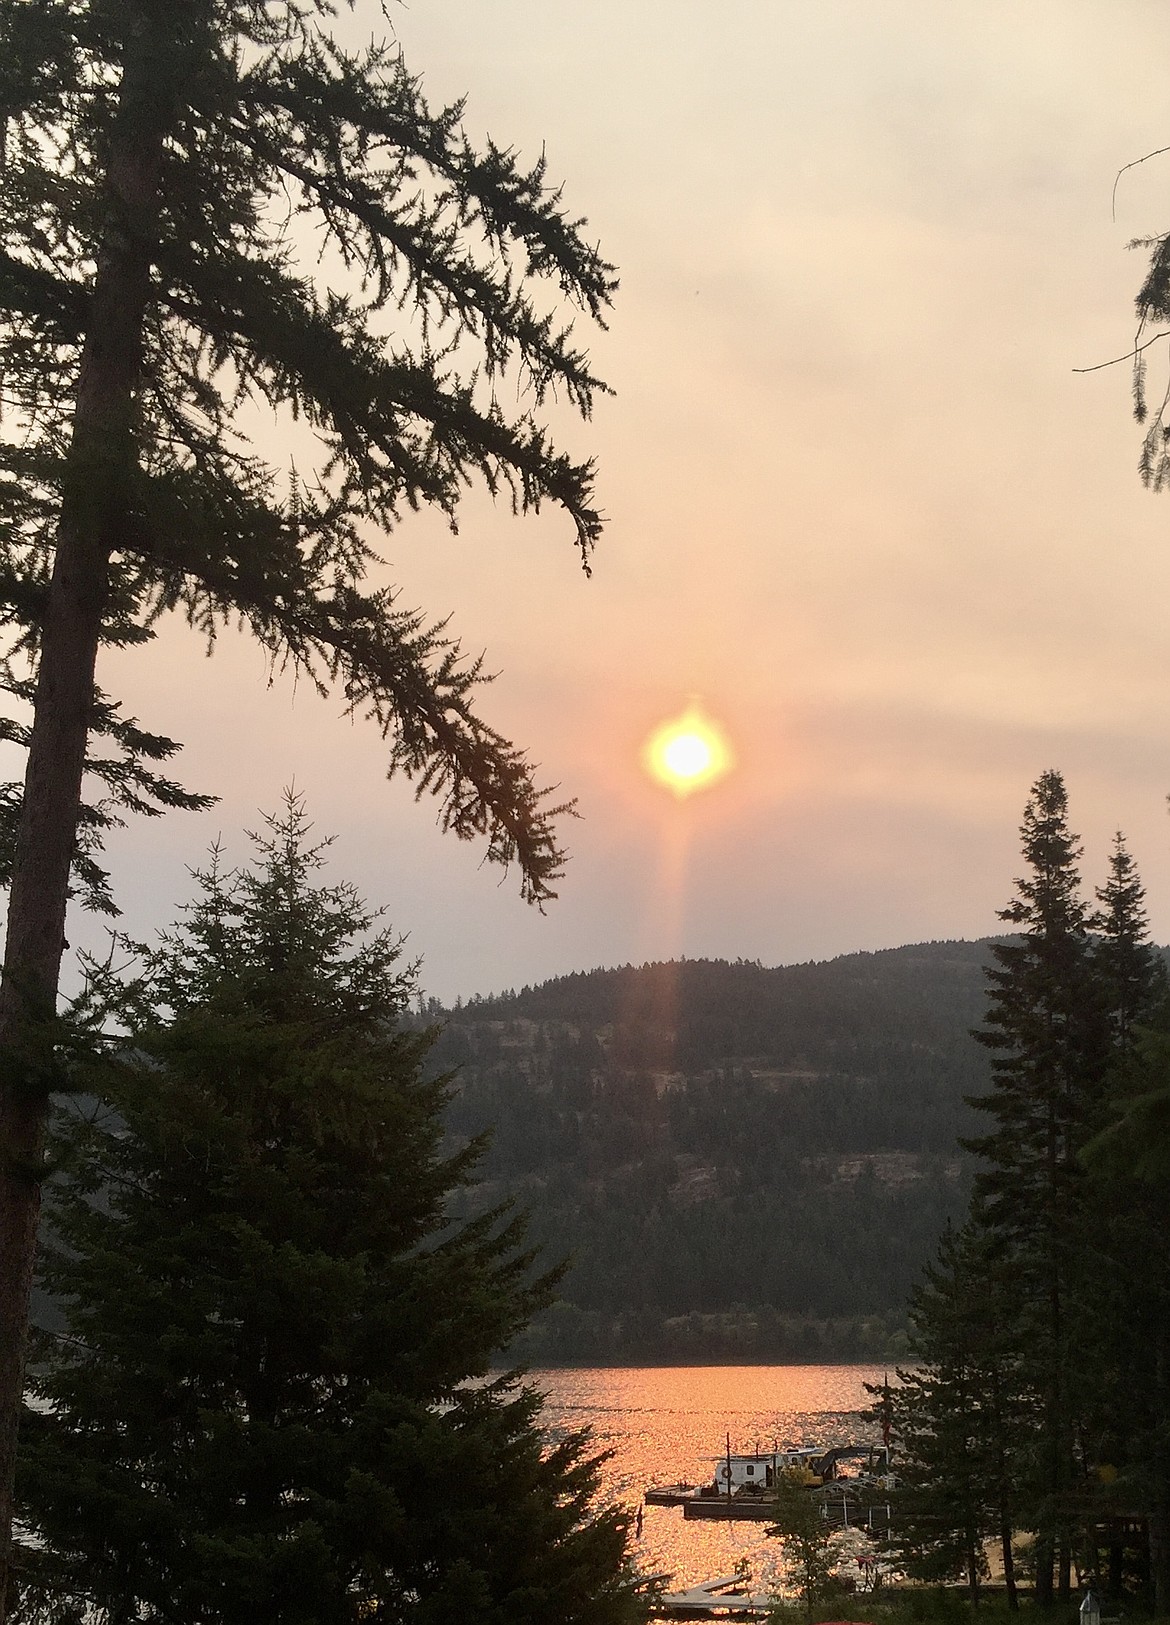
left=967, top=769, right=1107, bottom=1604
left=1132, top=220, right=1170, bottom=493
left=0, top=0, right=616, bottom=1603
left=1080, top=1018, right=1170, bottom=1612
left=878, top=1224, right=1025, bottom=1609
left=894, top=778, right=1169, bottom=1609
left=13, top=803, right=648, bottom=1625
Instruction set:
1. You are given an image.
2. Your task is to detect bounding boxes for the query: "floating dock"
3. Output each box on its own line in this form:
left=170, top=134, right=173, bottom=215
left=682, top=1496, right=775, bottom=1522
left=653, top=1574, right=772, bottom=1618
left=644, top=1440, right=894, bottom=1527
left=646, top=1482, right=891, bottom=1529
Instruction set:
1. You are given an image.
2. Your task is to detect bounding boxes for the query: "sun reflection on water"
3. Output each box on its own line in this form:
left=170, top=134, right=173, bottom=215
left=533, top=1364, right=885, bottom=1595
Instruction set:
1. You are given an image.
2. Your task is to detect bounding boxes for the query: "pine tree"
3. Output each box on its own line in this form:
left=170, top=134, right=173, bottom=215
left=13, top=802, right=648, bottom=1625
left=766, top=1472, right=838, bottom=1615
left=1080, top=1018, right=1170, bottom=1613
left=1091, top=833, right=1167, bottom=1062
left=1131, top=226, right=1170, bottom=493
left=877, top=1224, right=1025, bottom=1609
left=967, top=770, right=1108, bottom=1604
left=892, top=781, right=1168, bottom=1608
left=1068, top=831, right=1170, bottom=1602
left=0, top=2, right=616, bottom=1601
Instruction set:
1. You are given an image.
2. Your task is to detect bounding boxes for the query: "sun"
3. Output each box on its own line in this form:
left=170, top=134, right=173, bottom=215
left=643, top=705, right=733, bottom=797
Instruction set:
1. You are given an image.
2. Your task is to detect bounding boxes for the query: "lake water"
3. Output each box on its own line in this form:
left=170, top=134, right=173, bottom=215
left=533, top=1364, right=886, bottom=1596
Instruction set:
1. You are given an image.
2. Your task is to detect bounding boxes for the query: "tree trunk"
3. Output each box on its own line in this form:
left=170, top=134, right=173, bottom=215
left=1149, top=1503, right=1170, bottom=1618
left=990, top=1360, right=1017, bottom=1610
left=1001, top=1510, right=1018, bottom=1611
left=1106, top=1532, right=1123, bottom=1602
left=1057, top=1533, right=1072, bottom=1603
left=0, top=12, right=180, bottom=1616
left=966, top=1526, right=982, bottom=1609
left=1150, top=1326, right=1170, bottom=1617
left=1036, top=1136, right=1063, bottom=1610
left=1035, top=1533, right=1055, bottom=1607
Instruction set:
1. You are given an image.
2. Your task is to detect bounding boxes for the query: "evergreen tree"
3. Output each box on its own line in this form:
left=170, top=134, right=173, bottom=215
left=766, top=1472, right=838, bottom=1615
left=13, top=804, right=648, bottom=1625
left=877, top=1225, right=1025, bottom=1609
left=1131, top=226, right=1170, bottom=493
left=1090, top=832, right=1167, bottom=1062
left=967, top=770, right=1108, bottom=1604
left=1080, top=1020, right=1170, bottom=1613
left=0, top=2, right=616, bottom=1600
left=890, top=779, right=1168, bottom=1609
left=1068, top=831, right=1169, bottom=1601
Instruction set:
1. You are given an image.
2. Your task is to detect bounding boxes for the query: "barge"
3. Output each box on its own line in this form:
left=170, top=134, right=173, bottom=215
left=644, top=1440, right=893, bottom=1526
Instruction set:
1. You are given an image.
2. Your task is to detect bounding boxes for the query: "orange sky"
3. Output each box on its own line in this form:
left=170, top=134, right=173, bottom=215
left=78, top=0, right=1170, bottom=1001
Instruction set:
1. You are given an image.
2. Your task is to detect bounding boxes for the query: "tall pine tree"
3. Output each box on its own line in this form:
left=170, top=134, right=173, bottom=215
left=1081, top=1024, right=1170, bottom=1612
left=14, top=803, right=648, bottom=1625
left=967, top=770, right=1108, bottom=1604
left=0, top=4, right=617, bottom=1600
left=894, top=780, right=1168, bottom=1607
left=1072, top=830, right=1168, bottom=1603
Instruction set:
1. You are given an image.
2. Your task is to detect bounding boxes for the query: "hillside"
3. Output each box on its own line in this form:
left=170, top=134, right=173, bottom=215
left=430, top=940, right=999, bottom=1364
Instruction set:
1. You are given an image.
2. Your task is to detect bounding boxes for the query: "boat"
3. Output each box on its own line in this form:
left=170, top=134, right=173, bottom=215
left=644, top=1439, right=894, bottom=1524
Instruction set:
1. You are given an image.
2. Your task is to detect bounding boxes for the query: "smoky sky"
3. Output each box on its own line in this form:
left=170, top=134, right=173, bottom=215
left=62, top=0, right=1170, bottom=1002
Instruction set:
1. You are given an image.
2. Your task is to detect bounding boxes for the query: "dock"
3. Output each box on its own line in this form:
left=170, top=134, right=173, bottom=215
left=653, top=1574, right=772, bottom=1619
left=648, top=1482, right=891, bottom=1530
left=682, top=1496, right=775, bottom=1521
left=643, top=1438, right=894, bottom=1528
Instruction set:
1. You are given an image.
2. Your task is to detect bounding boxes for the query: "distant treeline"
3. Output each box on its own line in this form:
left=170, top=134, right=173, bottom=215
left=429, top=941, right=1009, bottom=1363
left=508, top=1306, right=911, bottom=1367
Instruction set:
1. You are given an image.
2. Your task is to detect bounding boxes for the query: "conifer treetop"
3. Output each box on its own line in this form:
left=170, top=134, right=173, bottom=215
left=0, top=0, right=619, bottom=904
left=18, top=798, right=650, bottom=1623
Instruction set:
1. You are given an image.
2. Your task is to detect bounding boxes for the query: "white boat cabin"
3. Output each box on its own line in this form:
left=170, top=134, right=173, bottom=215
left=709, top=1446, right=824, bottom=1490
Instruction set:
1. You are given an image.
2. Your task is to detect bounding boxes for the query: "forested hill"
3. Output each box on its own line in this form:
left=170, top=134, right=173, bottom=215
left=429, top=941, right=1000, bottom=1365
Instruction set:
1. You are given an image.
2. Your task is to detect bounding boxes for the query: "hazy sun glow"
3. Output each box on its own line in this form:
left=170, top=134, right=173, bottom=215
left=644, top=706, right=733, bottom=797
